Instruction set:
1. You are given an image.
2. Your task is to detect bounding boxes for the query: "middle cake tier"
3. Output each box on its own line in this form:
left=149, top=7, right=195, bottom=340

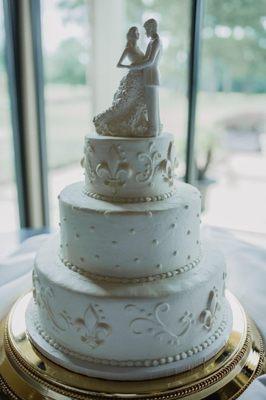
left=59, top=181, right=201, bottom=279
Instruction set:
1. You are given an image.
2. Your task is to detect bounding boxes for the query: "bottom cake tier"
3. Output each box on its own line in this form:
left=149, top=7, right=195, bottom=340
left=26, top=237, right=232, bottom=380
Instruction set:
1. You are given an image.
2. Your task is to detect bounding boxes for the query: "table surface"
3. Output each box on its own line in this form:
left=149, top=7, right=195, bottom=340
left=0, top=228, right=50, bottom=258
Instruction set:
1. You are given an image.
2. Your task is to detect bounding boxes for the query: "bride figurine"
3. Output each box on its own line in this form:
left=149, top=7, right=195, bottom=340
left=93, top=22, right=161, bottom=137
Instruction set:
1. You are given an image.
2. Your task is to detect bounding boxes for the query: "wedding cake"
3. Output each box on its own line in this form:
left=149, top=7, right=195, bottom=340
left=26, top=19, right=232, bottom=381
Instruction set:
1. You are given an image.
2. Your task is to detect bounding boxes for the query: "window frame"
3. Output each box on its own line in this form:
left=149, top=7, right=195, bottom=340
left=3, top=0, right=49, bottom=229
left=185, top=0, right=204, bottom=184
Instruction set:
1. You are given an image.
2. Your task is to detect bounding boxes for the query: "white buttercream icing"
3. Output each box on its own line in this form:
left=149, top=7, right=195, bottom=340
left=59, top=181, right=201, bottom=278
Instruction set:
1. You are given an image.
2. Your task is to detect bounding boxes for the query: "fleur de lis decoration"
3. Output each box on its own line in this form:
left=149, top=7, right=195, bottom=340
left=82, top=142, right=97, bottom=182
left=96, top=145, right=131, bottom=194
left=158, top=141, right=178, bottom=186
left=87, top=142, right=95, bottom=154
left=70, top=304, right=112, bottom=349
left=200, top=287, right=221, bottom=331
left=177, top=311, right=194, bottom=337
left=86, top=159, right=97, bottom=182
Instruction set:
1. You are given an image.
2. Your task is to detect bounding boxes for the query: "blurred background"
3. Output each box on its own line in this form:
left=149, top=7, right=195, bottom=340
left=0, top=0, right=266, bottom=235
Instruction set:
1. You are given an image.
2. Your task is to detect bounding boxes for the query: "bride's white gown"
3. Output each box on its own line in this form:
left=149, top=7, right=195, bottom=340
left=93, top=52, right=149, bottom=137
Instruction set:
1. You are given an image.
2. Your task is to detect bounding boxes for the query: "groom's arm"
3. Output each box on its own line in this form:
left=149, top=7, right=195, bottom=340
left=128, top=40, right=160, bottom=71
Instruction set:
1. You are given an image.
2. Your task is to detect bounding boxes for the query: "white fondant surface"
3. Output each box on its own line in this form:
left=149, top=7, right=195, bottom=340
left=27, top=236, right=232, bottom=380
left=59, top=181, right=201, bottom=278
left=83, top=133, right=178, bottom=200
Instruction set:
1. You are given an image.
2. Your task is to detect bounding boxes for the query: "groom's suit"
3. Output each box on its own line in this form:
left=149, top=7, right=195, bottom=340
left=130, top=34, right=162, bottom=135
left=140, top=36, right=162, bottom=135
left=143, top=37, right=161, bottom=86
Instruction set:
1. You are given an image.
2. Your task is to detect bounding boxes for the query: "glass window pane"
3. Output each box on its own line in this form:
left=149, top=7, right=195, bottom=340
left=41, top=0, right=91, bottom=227
left=0, top=1, right=19, bottom=233
left=126, top=0, right=191, bottom=176
left=195, top=0, right=266, bottom=233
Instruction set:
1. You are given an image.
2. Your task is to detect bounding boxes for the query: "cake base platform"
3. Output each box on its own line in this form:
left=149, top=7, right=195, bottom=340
left=0, top=292, right=265, bottom=400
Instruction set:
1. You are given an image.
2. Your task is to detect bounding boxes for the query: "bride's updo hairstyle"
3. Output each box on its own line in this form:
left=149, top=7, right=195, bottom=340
left=127, top=26, right=138, bottom=45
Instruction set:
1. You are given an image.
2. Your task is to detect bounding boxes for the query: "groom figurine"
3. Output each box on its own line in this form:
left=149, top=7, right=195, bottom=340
left=127, top=18, right=162, bottom=136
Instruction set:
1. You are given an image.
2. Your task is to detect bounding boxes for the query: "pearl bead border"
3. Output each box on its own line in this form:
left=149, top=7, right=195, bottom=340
left=60, top=256, right=201, bottom=284
left=33, top=314, right=227, bottom=368
left=84, top=188, right=175, bottom=203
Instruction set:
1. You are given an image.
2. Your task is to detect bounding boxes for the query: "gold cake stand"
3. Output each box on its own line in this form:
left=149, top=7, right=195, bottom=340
left=0, top=292, right=265, bottom=400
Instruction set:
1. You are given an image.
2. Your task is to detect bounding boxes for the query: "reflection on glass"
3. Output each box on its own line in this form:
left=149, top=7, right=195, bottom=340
left=41, top=0, right=91, bottom=226
left=0, top=1, right=19, bottom=233
left=126, top=0, right=191, bottom=175
left=195, top=0, right=266, bottom=233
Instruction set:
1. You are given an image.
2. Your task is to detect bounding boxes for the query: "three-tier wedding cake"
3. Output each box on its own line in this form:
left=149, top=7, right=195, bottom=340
left=26, top=19, right=232, bottom=381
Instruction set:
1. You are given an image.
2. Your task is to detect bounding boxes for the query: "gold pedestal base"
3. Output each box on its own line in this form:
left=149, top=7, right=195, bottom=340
left=0, top=292, right=265, bottom=399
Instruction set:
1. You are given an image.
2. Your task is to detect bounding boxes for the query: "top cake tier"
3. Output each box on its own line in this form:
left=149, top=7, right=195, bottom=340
left=83, top=133, right=177, bottom=202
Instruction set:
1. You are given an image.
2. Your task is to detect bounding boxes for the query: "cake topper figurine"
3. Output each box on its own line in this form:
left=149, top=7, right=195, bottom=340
left=93, top=19, right=162, bottom=138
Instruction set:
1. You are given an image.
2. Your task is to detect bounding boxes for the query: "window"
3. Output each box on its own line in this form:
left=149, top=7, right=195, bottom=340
left=41, top=0, right=91, bottom=226
left=195, top=0, right=266, bottom=233
left=0, top=1, right=19, bottom=233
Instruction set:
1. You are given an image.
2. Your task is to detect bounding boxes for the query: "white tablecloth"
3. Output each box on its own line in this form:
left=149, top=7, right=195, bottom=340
left=0, top=228, right=265, bottom=398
